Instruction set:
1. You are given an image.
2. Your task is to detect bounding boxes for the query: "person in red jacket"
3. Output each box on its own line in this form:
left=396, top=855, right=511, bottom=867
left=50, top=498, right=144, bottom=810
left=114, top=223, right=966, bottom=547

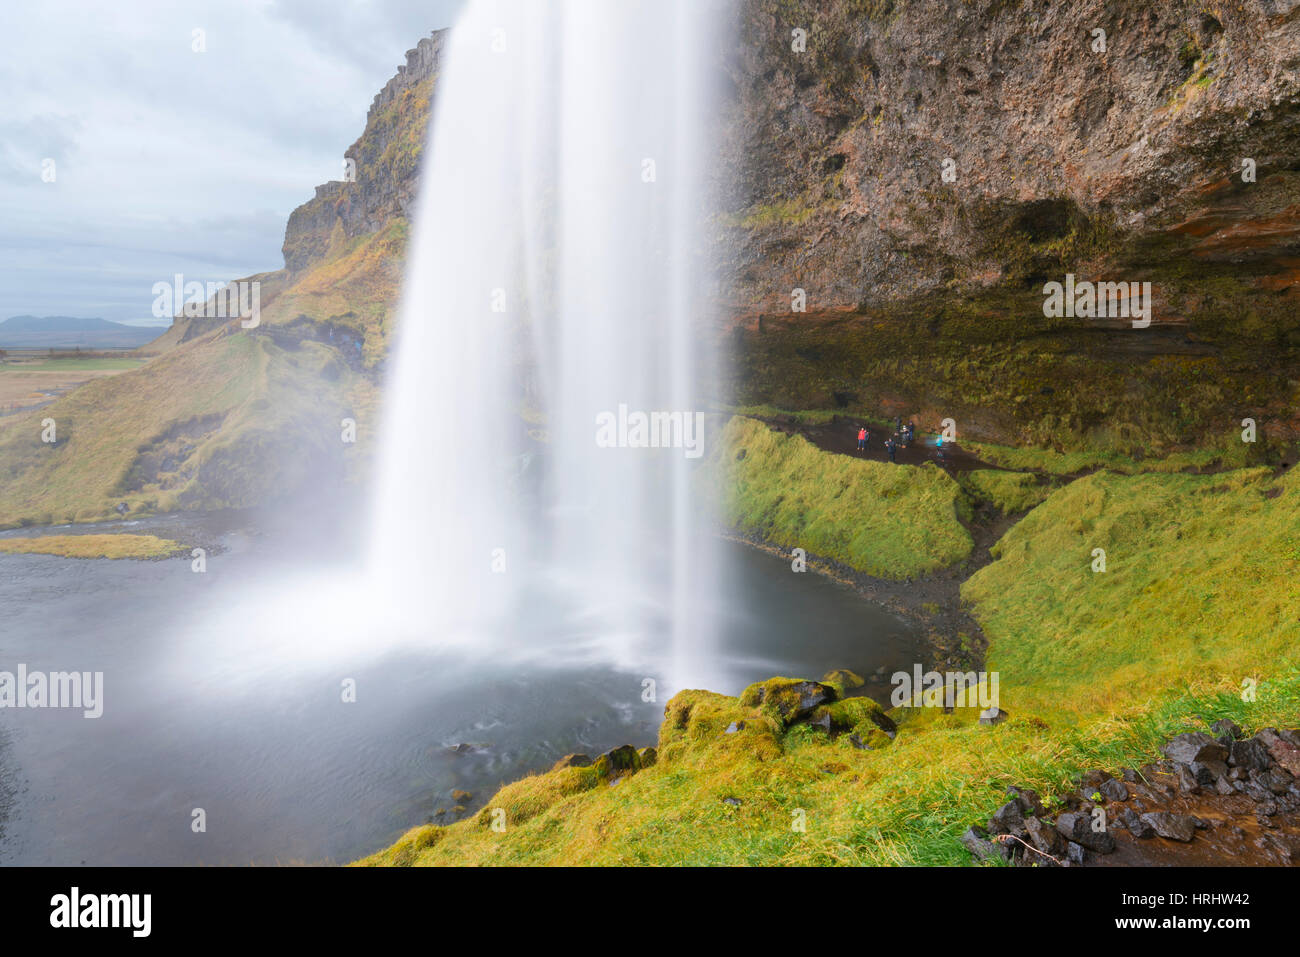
left=856, top=426, right=867, bottom=451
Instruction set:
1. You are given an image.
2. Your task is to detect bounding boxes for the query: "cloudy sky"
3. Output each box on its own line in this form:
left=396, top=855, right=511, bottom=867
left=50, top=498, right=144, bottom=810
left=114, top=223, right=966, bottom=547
left=0, top=0, right=465, bottom=323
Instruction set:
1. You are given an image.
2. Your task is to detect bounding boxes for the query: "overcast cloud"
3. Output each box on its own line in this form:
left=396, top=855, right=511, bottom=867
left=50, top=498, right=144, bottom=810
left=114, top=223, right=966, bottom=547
left=0, top=0, right=464, bottom=323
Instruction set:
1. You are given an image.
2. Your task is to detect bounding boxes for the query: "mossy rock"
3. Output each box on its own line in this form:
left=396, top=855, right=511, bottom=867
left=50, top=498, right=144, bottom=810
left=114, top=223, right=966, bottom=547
left=827, top=696, right=897, bottom=738
left=843, top=727, right=895, bottom=752
left=660, top=689, right=744, bottom=749
left=357, top=823, right=443, bottom=867
left=550, top=753, right=592, bottom=771
left=738, top=677, right=837, bottom=728
left=592, top=745, right=641, bottom=779
left=821, top=669, right=866, bottom=696
left=637, top=746, right=658, bottom=768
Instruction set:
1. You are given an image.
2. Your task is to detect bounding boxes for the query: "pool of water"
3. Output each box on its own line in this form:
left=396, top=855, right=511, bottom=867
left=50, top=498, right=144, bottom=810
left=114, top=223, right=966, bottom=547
left=0, top=512, right=919, bottom=865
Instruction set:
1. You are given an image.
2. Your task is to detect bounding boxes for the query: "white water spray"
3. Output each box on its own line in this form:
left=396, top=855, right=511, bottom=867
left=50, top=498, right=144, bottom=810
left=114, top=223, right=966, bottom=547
left=367, top=0, right=729, bottom=690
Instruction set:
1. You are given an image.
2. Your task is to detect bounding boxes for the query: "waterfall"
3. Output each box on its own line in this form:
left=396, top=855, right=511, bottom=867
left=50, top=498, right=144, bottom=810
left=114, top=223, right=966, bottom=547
left=367, top=0, right=729, bottom=691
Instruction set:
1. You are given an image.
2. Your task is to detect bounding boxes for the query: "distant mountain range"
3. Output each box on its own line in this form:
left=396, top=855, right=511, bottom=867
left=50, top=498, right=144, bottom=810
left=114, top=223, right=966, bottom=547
left=0, top=315, right=163, bottom=349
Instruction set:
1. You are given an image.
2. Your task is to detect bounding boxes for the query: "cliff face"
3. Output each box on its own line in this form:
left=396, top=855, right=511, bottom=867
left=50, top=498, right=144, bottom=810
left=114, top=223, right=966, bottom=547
left=717, top=0, right=1300, bottom=451
left=282, top=31, right=446, bottom=273
left=719, top=0, right=1300, bottom=311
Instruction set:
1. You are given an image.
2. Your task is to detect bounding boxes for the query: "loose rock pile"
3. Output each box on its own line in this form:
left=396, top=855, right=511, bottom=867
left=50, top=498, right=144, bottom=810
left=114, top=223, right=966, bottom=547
left=963, top=722, right=1300, bottom=866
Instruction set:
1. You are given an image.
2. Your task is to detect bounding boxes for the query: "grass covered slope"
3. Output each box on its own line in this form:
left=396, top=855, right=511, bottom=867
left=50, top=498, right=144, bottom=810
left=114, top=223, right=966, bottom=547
left=0, top=323, right=366, bottom=527
left=361, top=457, right=1300, bottom=866
left=705, top=415, right=972, bottom=578
left=963, top=466, right=1300, bottom=719
left=0, top=534, right=182, bottom=559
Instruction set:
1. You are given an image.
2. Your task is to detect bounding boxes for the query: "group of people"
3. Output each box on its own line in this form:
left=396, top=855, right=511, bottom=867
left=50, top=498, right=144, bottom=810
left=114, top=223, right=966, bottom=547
left=854, top=418, right=941, bottom=465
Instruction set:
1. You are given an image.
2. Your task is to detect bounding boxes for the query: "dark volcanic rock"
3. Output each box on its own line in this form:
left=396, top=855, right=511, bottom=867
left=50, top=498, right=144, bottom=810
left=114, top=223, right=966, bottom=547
left=1211, top=719, right=1243, bottom=744
left=1022, top=815, right=1065, bottom=862
left=1008, top=786, right=1045, bottom=817
left=1099, top=778, right=1129, bottom=803
left=988, top=800, right=1025, bottom=837
left=1055, top=810, right=1116, bottom=854
left=1120, top=807, right=1155, bottom=838
left=960, top=825, right=1003, bottom=863
left=1229, top=738, right=1273, bottom=771
left=1163, top=732, right=1228, bottom=767
left=1258, top=729, right=1300, bottom=776
left=1141, top=812, right=1198, bottom=842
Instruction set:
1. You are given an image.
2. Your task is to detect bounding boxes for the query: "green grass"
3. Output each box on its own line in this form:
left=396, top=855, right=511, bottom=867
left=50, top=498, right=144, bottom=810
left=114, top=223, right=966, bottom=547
left=963, top=466, right=1300, bottom=718
left=958, top=469, right=1053, bottom=513
left=703, top=415, right=972, bottom=578
left=0, top=533, right=181, bottom=559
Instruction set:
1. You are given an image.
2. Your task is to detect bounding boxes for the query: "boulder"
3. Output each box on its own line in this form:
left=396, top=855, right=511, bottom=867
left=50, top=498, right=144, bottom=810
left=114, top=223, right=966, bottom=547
left=1162, top=732, right=1227, bottom=767
left=1258, top=729, right=1300, bottom=777
left=550, top=753, right=592, bottom=770
left=820, top=669, right=866, bottom=694
left=592, top=745, right=641, bottom=778
left=960, top=825, right=1004, bottom=863
left=1120, top=807, right=1155, bottom=838
left=451, top=789, right=473, bottom=803
left=1228, top=738, right=1272, bottom=771
left=1054, top=810, right=1115, bottom=854
left=1023, top=815, right=1064, bottom=861
left=1211, top=718, right=1243, bottom=744
left=1008, top=786, right=1045, bottom=817
left=806, top=706, right=833, bottom=732
left=1140, top=812, right=1197, bottom=842
left=1189, top=758, right=1229, bottom=786
left=739, top=677, right=836, bottom=727
left=988, top=800, right=1026, bottom=836
left=1099, top=778, right=1129, bottom=803
left=979, top=707, right=1009, bottom=726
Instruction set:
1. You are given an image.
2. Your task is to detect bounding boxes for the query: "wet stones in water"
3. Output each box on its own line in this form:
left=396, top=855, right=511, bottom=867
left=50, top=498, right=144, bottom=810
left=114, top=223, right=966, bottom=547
left=451, top=789, right=473, bottom=803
